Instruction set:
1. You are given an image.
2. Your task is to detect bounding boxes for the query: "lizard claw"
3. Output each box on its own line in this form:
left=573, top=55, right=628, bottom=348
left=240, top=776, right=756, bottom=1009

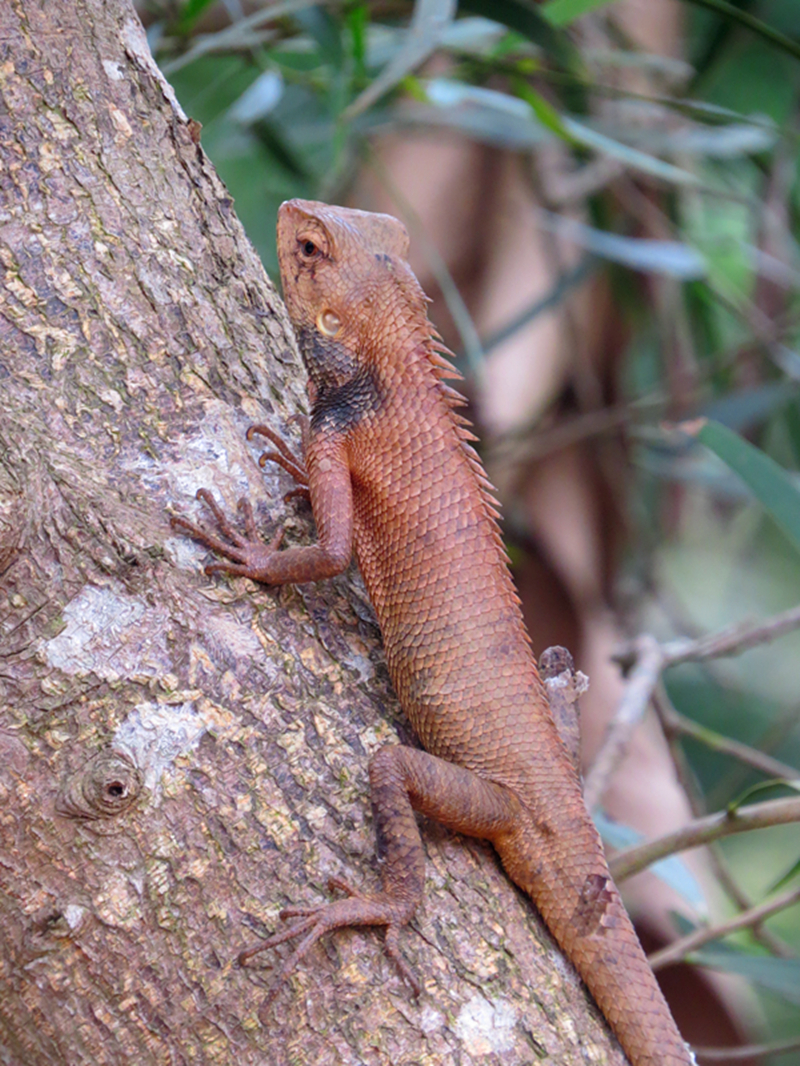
left=237, top=882, right=421, bottom=1004
left=170, top=490, right=285, bottom=581
left=247, top=424, right=309, bottom=488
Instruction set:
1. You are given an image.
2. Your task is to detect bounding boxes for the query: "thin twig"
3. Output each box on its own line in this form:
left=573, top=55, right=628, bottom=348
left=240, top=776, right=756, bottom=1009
left=614, top=603, right=800, bottom=673
left=692, top=1036, right=800, bottom=1061
left=161, top=0, right=317, bottom=74
left=662, top=602, right=800, bottom=666
left=609, top=796, right=800, bottom=882
left=707, top=701, right=800, bottom=811
left=480, top=257, right=594, bottom=359
left=652, top=686, right=797, bottom=958
left=648, top=883, right=800, bottom=971
left=657, top=696, right=799, bottom=782
left=489, top=392, right=664, bottom=467
left=583, top=635, right=664, bottom=809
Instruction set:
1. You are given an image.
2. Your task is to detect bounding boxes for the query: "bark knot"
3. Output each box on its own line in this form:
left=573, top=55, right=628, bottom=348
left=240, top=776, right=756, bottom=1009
left=56, top=749, right=143, bottom=820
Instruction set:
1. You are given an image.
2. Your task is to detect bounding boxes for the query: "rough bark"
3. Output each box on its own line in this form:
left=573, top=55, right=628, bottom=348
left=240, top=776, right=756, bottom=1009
left=0, top=3, right=626, bottom=1064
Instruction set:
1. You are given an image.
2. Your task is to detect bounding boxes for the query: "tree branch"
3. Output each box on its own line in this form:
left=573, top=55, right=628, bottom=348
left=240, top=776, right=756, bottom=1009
left=609, top=796, right=800, bottom=882
left=693, top=1036, right=800, bottom=1061
left=584, top=635, right=663, bottom=809
left=614, top=603, right=800, bottom=672
left=648, top=883, right=800, bottom=971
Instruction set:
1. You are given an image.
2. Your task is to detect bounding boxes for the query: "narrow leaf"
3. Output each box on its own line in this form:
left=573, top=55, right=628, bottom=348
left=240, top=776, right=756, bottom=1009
left=460, top=0, right=576, bottom=61
left=608, top=119, right=777, bottom=159
left=177, top=0, right=218, bottom=33
left=594, top=811, right=707, bottom=913
left=562, top=117, right=701, bottom=186
left=684, top=0, right=800, bottom=65
left=769, top=856, right=800, bottom=895
left=417, top=79, right=549, bottom=148
left=691, top=946, right=800, bottom=1004
left=690, top=419, right=800, bottom=555
left=227, top=70, right=284, bottom=124
left=539, top=213, right=707, bottom=279
left=728, top=779, right=800, bottom=814
left=344, top=0, right=457, bottom=119
left=514, top=83, right=582, bottom=144
left=702, top=383, right=799, bottom=433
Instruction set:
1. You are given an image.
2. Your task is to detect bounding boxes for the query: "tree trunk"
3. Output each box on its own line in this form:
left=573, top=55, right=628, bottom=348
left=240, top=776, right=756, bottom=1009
left=0, top=3, right=625, bottom=1063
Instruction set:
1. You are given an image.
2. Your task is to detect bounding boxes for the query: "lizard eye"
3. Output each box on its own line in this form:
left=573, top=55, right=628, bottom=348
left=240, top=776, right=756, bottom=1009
left=298, top=234, right=327, bottom=260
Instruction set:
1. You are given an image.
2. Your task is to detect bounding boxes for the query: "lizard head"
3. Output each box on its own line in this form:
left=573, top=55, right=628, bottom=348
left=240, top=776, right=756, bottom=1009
left=277, top=200, right=427, bottom=390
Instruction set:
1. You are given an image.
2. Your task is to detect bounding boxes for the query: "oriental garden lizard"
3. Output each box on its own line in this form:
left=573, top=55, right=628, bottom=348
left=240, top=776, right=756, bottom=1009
left=172, top=200, right=693, bottom=1066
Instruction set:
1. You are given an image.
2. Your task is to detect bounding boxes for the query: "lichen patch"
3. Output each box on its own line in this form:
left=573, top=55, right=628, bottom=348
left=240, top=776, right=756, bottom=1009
left=453, top=995, right=518, bottom=1055
left=112, top=700, right=207, bottom=796
left=43, top=583, right=170, bottom=681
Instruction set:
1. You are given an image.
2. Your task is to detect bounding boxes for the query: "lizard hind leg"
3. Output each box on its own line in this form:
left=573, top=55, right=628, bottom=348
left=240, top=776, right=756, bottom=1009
left=239, top=745, right=522, bottom=1005
left=238, top=876, right=421, bottom=1004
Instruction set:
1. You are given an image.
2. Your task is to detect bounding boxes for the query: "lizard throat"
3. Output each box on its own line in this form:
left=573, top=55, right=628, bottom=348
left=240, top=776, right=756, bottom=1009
left=296, top=326, right=382, bottom=432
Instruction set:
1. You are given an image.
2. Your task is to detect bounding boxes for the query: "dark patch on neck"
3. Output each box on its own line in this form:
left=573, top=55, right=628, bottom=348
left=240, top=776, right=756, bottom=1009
left=311, top=369, right=382, bottom=432
left=296, top=326, right=382, bottom=433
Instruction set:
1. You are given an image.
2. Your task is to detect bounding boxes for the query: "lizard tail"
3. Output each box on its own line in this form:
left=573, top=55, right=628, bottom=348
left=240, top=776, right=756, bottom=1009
left=496, top=816, right=694, bottom=1066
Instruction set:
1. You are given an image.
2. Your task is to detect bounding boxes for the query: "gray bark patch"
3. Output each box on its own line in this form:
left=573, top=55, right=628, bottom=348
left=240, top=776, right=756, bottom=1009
left=43, top=584, right=170, bottom=680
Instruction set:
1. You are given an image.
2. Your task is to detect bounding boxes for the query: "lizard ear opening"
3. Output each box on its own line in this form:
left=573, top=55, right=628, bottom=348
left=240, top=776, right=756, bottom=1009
left=316, top=308, right=341, bottom=336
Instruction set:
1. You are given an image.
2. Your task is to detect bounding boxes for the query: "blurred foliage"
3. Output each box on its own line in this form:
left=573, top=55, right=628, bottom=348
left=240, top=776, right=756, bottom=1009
left=149, top=0, right=800, bottom=1057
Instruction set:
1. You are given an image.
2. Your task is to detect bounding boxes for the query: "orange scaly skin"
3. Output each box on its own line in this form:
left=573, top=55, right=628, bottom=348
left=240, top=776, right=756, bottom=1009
left=172, top=201, right=692, bottom=1065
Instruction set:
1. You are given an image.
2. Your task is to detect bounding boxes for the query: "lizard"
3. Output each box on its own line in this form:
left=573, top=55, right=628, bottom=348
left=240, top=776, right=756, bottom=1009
left=171, top=199, right=693, bottom=1066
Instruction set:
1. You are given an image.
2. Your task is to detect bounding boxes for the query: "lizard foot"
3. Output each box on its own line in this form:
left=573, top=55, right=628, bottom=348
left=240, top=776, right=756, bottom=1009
left=247, top=423, right=310, bottom=503
left=170, top=489, right=284, bottom=580
left=238, top=877, right=421, bottom=1004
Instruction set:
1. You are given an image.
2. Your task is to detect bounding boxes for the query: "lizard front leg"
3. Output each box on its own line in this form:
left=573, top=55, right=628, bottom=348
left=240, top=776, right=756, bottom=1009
left=239, top=747, right=522, bottom=1003
left=171, top=428, right=353, bottom=584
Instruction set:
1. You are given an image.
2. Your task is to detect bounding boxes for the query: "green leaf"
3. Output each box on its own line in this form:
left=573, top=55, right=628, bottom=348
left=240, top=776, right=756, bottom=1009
left=540, top=0, right=614, bottom=26
left=670, top=910, right=699, bottom=937
left=691, top=419, right=800, bottom=555
left=562, top=117, right=701, bottom=186
left=513, top=82, right=581, bottom=143
left=345, top=2, right=369, bottom=79
left=228, top=70, right=284, bottom=124
left=769, top=856, right=800, bottom=894
left=684, top=0, right=800, bottom=65
left=691, top=945, right=800, bottom=1004
left=460, top=0, right=573, bottom=55
left=539, top=213, right=707, bottom=278
left=176, top=0, right=218, bottom=34
left=294, top=6, right=344, bottom=67
left=727, top=778, right=800, bottom=813
left=162, top=0, right=319, bottom=76
left=419, top=78, right=550, bottom=148
left=702, top=383, right=799, bottom=434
